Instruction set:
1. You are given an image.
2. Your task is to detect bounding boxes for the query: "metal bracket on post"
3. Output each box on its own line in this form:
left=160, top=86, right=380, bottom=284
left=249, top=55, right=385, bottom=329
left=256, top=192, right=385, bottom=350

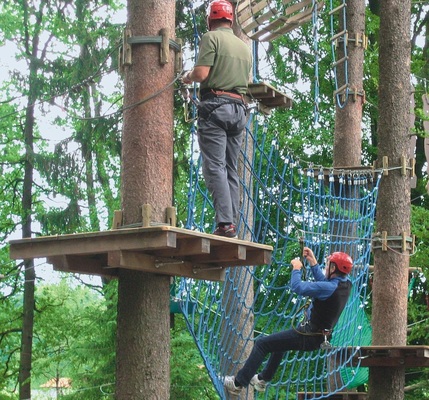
left=377, top=156, right=415, bottom=179
left=372, top=231, right=414, bottom=253
left=332, top=84, right=365, bottom=104
left=336, top=32, right=368, bottom=49
left=118, top=27, right=182, bottom=72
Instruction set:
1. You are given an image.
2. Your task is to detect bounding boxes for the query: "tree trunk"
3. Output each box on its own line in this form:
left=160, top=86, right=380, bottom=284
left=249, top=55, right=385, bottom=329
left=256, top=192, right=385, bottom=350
left=19, top=68, right=37, bottom=399
left=333, top=0, right=365, bottom=168
left=115, top=0, right=175, bottom=398
left=329, top=0, right=365, bottom=390
left=369, top=1, right=411, bottom=400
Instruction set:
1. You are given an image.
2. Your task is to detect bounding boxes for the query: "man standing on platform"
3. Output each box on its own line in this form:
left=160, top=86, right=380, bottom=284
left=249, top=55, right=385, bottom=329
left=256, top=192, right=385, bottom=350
left=182, top=0, right=252, bottom=238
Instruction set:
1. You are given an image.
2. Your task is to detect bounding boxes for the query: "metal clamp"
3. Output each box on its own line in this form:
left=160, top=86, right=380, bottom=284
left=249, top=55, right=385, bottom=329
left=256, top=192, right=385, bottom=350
left=372, top=231, right=415, bottom=253
left=119, top=28, right=182, bottom=72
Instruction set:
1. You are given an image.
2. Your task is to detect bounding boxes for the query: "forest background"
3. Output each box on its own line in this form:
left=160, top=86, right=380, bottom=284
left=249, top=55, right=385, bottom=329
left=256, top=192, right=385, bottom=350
left=0, top=0, right=428, bottom=399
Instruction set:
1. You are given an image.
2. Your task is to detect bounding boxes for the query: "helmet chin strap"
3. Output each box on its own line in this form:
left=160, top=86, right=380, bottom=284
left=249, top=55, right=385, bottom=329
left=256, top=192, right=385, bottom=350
left=327, top=263, right=339, bottom=279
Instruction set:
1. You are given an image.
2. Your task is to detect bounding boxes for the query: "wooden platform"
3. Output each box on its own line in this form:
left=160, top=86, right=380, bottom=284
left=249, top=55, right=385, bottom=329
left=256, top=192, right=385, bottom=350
left=9, top=226, right=273, bottom=281
left=237, top=0, right=324, bottom=42
left=352, top=346, right=429, bottom=368
left=297, top=392, right=367, bottom=400
left=247, top=82, right=293, bottom=113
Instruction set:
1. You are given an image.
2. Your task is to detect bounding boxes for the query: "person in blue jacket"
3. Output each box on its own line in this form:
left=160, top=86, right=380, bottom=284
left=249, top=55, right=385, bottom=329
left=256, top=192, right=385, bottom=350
left=224, top=247, right=353, bottom=396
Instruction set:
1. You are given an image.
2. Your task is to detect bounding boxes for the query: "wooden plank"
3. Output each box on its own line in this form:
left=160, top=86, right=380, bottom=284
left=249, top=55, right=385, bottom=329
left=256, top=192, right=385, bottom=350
left=188, top=243, right=247, bottom=264
left=280, top=0, right=297, bottom=7
left=237, top=0, right=271, bottom=22
left=247, top=82, right=293, bottom=109
left=9, top=226, right=272, bottom=281
left=352, top=346, right=429, bottom=368
left=244, top=248, right=272, bottom=265
left=108, top=250, right=225, bottom=281
left=262, top=5, right=316, bottom=41
left=48, top=255, right=118, bottom=279
left=248, top=0, right=313, bottom=41
left=9, top=230, right=177, bottom=259
left=249, top=0, right=324, bottom=42
left=249, top=17, right=286, bottom=40
left=247, top=83, right=271, bottom=97
left=262, top=14, right=312, bottom=41
left=248, top=86, right=275, bottom=98
left=236, top=0, right=254, bottom=14
left=111, top=210, right=123, bottom=229
left=262, top=96, right=292, bottom=108
left=284, top=0, right=313, bottom=18
left=149, top=236, right=211, bottom=257
left=240, top=9, right=277, bottom=34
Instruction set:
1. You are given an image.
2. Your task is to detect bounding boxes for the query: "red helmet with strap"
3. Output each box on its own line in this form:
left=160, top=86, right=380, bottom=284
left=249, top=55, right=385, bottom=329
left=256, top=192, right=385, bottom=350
left=328, top=252, right=353, bottom=274
left=207, top=0, right=233, bottom=28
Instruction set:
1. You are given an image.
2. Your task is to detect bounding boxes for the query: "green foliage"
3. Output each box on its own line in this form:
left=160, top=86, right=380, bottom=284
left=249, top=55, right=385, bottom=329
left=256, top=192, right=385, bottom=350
left=170, top=315, right=218, bottom=400
left=32, top=279, right=116, bottom=399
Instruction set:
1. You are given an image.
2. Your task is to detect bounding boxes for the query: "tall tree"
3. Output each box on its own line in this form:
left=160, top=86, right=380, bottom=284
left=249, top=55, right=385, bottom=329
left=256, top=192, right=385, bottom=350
left=369, top=1, right=412, bottom=400
left=333, top=0, right=365, bottom=168
left=115, top=0, right=175, bottom=398
left=0, top=0, right=123, bottom=397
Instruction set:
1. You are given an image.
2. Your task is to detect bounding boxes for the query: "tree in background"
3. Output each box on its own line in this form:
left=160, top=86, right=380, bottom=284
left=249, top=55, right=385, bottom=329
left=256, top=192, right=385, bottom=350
left=0, top=0, right=123, bottom=397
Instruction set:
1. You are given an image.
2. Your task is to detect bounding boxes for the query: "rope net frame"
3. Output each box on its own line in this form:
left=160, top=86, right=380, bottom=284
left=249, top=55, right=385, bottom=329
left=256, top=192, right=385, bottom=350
left=177, top=114, right=379, bottom=399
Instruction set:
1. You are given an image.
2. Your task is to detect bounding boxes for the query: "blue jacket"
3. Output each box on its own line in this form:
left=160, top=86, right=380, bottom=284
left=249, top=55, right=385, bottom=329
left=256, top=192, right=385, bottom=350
left=291, top=264, right=352, bottom=330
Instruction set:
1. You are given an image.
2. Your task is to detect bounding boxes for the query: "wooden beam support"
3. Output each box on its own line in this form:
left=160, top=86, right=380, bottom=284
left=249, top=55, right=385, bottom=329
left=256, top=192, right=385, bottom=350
left=108, top=250, right=225, bottom=281
left=9, top=226, right=272, bottom=282
left=351, top=346, right=429, bottom=368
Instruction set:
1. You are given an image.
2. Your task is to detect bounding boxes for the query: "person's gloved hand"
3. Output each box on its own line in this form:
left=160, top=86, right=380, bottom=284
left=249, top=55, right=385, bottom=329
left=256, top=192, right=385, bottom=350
left=181, top=70, right=193, bottom=84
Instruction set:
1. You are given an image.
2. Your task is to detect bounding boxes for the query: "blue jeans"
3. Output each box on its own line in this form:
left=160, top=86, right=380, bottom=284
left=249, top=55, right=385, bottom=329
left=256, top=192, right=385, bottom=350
left=235, top=324, right=324, bottom=387
left=197, top=97, right=248, bottom=225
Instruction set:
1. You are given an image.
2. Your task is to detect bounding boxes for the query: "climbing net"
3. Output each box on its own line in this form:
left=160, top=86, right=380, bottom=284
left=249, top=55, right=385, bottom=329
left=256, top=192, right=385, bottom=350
left=176, top=115, right=380, bottom=399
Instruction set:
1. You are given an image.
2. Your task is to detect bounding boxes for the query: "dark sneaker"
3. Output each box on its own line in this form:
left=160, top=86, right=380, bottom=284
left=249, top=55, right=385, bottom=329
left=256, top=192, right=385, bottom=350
left=223, top=375, right=243, bottom=395
left=213, top=224, right=237, bottom=238
left=250, top=374, right=267, bottom=392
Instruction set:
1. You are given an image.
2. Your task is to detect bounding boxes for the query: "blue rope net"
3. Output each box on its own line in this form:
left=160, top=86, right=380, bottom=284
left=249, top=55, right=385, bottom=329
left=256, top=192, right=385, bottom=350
left=177, top=114, right=380, bottom=399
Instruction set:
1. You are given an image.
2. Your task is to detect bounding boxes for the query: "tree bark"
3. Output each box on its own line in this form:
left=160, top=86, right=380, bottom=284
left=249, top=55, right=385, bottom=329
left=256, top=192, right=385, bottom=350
left=115, top=0, right=175, bottom=398
left=329, top=0, right=365, bottom=390
left=19, top=54, right=37, bottom=400
left=333, top=0, right=365, bottom=168
left=369, top=1, right=411, bottom=399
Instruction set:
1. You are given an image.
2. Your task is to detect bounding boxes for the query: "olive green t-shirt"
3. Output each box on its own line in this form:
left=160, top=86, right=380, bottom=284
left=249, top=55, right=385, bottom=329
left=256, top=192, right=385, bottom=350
left=196, top=27, right=252, bottom=95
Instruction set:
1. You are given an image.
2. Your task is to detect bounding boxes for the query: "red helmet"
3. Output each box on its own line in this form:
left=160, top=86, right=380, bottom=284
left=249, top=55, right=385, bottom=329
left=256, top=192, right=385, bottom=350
left=207, top=0, right=233, bottom=24
left=328, top=252, right=353, bottom=274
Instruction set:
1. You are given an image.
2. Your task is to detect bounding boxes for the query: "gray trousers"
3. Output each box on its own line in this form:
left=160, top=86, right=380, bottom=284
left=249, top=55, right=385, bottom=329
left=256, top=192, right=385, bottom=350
left=197, top=97, right=248, bottom=225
